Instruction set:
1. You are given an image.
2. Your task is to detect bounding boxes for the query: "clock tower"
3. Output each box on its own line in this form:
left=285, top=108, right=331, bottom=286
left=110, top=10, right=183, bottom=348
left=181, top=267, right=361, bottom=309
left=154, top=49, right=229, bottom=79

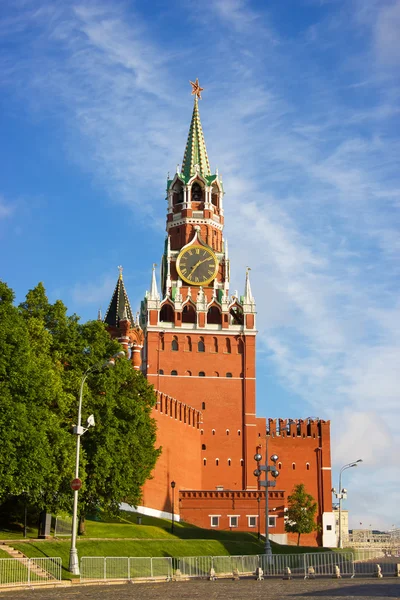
left=141, top=80, right=261, bottom=492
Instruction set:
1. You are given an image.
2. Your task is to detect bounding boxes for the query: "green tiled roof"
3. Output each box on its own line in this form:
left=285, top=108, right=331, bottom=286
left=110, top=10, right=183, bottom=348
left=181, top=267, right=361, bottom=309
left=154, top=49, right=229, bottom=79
left=181, top=97, right=211, bottom=180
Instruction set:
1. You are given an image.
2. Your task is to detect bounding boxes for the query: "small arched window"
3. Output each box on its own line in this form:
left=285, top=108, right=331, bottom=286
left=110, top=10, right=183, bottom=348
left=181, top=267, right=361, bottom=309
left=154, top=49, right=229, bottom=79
left=306, top=462, right=310, bottom=471
left=203, top=458, right=207, bottom=466
left=171, top=370, right=178, bottom=376
left=216, top=458, right=219, bottom=466
left=237, top=430, right=241, bottom=436
left=213, top=337, right=218, bottom=352
left=278, top=462, right=282, bottom=470
left=200, top=429, right=204, bottom=435
left=240, top=459, right=244, bottom=466
left=238, top=339, right=244, bottom=354
left=186, top=370, right=192, bottom=376
left=186, top=335, right=192, bottom=351
left=228, top=459, right=231, bottom=466
left=212, top=429, right=216, bottom=435
left=213, top=371, right=219, bottom=377
left=226, top=429, right=230, bottom=435
left=202, top=402, right=206, bottom=410
left=199, top=371, right=205, bottom=377
left=158, top=369, right=164, bottom=375
left=225, top=338, right=231, bottom=353
left=191, top=182, right=203, bottom=202
left=198, top=337, right=205, bottom=352
left=202, top=444, right=206, bottom=450
left=226, top=372, right=233, bottom=378
left=292, top=463, right=296, bottom=470
left=171, top=336, right=179, bottom=351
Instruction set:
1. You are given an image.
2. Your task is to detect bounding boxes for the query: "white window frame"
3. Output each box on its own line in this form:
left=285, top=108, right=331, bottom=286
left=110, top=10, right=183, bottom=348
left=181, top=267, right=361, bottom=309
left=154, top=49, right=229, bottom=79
left=228, top=515, right=239, bottom=528
left=209, top=515, right=220, bottom=528
left=247, top=515, right=257, bottom=528
left=268, top=516, right=277, bottom=528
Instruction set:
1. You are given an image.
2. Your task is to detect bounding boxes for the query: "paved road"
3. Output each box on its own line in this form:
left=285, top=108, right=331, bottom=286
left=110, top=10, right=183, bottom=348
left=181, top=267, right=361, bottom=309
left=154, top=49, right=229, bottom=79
left=1, top=579, right=400, bottom=600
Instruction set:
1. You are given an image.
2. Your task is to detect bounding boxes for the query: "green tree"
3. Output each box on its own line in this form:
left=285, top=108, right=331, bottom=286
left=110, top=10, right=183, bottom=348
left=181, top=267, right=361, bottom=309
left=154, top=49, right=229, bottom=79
left=0, top=281, right=74, bottom=512
left=285, top=483, right=319, bottom=546
left=0, top=281, right=160, bottom=529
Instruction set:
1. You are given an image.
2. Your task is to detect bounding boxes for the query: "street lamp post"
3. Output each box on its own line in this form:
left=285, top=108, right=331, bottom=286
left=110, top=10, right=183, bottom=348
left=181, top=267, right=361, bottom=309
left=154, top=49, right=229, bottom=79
left=254, top=451, right=279, bottom=555
left=171, top=481, right=176, bottom=534
left=68, top=351, right=125, bottom=575
left=332, top=459, right=363, bottom=549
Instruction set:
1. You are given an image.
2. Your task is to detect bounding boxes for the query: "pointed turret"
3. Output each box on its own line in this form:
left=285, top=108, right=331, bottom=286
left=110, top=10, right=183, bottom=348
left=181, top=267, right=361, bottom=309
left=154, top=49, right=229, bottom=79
left=104, top=266, right=134, bottom=327
left=243, top=267, right=254, bottom=304
left=148, top=263, right=160, bottom=301
left=181, top=96, right=211, bottom=180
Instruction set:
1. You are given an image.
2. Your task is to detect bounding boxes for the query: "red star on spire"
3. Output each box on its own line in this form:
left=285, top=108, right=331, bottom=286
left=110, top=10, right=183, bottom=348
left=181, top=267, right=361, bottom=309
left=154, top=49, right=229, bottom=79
left=190, top=78, right=204, bottom=100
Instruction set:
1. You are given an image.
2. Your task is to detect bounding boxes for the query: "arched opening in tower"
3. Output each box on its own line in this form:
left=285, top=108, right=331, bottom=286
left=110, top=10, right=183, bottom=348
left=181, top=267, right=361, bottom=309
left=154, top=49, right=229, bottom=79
left=160, top=303, right=174, bottom=323
left=207, top=305, right=221, bottom=325
left=182, top=304, right=196, bottom=323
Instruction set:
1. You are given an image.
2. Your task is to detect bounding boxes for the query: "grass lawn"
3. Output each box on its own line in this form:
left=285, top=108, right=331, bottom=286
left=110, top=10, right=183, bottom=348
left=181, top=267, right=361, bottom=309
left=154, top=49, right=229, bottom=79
left=0, top=525, right=38, bottom=540
left=7, top=512, right=333, bottom=580
left=0, top=548, right=11, bottom=558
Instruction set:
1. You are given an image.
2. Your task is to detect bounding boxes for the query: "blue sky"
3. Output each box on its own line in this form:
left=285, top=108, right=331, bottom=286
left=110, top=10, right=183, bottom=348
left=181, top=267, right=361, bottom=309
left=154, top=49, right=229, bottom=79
left=1, top=0, right=399, bottom=530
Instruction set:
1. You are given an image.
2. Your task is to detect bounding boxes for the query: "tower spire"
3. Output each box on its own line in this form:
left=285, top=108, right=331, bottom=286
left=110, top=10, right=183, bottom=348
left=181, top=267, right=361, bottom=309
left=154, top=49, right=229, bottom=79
left=149, top=263, right=159, bottom=300
left=181, top=79, right=211, bottom=180
left=243, top=266, right=254, bottom=304
left=104, top=266, right=134, bottom=327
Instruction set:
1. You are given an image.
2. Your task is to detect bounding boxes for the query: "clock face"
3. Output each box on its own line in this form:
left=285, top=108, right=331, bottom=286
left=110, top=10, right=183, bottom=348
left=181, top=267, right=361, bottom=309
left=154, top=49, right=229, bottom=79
left=176, top=245, right=218, bottom=286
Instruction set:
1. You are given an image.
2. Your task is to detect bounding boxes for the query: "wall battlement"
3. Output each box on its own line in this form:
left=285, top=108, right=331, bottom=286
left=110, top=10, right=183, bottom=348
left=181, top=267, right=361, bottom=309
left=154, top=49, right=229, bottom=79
left=154, top=389, right=202, bottom=429
left=267, top=418, right=330, bottom=439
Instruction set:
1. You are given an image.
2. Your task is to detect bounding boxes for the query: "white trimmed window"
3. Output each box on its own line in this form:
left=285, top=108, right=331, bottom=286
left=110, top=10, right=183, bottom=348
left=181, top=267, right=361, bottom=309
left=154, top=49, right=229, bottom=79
left=229, top=515, right=239, bottom=528
left=268, top=516, right=277, bottom=528
left=210, top=515, right=220, bottom=528
left=247, top=516, right=257, bottom=528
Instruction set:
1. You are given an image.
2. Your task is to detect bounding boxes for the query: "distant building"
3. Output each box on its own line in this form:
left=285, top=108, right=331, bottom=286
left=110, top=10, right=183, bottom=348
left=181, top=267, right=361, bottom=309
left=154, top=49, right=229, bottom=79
left=104, top=83, right=336, bottom=547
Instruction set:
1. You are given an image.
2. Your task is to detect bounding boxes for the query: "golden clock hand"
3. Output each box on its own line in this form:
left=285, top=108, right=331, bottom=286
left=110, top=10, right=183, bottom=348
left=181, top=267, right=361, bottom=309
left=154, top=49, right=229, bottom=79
left=190, top=260, right=202, bottom=273
left=191, top=257, right=211, bottom=273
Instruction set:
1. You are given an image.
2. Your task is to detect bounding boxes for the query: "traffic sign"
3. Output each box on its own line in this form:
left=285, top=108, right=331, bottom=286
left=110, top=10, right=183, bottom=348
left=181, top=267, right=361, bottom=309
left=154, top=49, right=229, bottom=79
left=70, top=478, right=82, bottom=491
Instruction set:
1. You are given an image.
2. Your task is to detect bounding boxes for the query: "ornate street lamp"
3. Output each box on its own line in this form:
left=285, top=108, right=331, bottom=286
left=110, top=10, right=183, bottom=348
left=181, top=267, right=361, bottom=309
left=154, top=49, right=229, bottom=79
left=254, top=452, right=279, bottom=555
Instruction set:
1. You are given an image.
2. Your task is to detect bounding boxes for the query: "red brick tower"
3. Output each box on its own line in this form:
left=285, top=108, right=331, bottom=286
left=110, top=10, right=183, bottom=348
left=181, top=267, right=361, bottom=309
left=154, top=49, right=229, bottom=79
left=104, top=81, right=335, bottom=546
left=141, top=81, right=262, bottom=492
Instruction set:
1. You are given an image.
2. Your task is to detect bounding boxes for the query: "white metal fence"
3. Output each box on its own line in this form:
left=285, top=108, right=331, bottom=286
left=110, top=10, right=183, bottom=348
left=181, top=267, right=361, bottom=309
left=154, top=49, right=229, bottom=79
left=0, top=557, right=62, bottom=587
left=54, top=516, right=72, bottom=537
left=81, top=552, right=361, bottom=581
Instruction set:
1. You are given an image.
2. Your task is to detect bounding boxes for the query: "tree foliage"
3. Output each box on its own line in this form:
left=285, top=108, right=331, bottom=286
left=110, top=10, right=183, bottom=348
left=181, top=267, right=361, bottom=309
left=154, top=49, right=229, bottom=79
left=0, top=280, right=160, bottom=524
left=284, top=483, right=319, bottom=545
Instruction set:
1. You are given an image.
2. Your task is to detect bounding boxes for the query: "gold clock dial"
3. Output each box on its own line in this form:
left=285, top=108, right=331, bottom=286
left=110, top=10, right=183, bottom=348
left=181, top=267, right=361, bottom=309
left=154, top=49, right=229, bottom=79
left=176, top=245, right=218, bottom=286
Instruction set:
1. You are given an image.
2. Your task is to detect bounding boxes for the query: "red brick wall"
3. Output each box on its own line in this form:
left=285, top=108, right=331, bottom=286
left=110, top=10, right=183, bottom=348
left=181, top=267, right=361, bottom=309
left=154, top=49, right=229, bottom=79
left=141, top=391, right=202, bottom=513
left=255, top=419, right=333, bottom=546
left=179, top=489, right=286, bottom=534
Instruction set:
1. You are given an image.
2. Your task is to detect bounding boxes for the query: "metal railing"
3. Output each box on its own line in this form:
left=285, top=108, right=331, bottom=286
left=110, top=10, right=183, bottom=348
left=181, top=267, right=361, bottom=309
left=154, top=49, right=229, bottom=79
left=0, top=557, right=62, bottom=587
left=81, top=552, right=361, bottom=581
left=54, top=516, right=73, bottom=537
